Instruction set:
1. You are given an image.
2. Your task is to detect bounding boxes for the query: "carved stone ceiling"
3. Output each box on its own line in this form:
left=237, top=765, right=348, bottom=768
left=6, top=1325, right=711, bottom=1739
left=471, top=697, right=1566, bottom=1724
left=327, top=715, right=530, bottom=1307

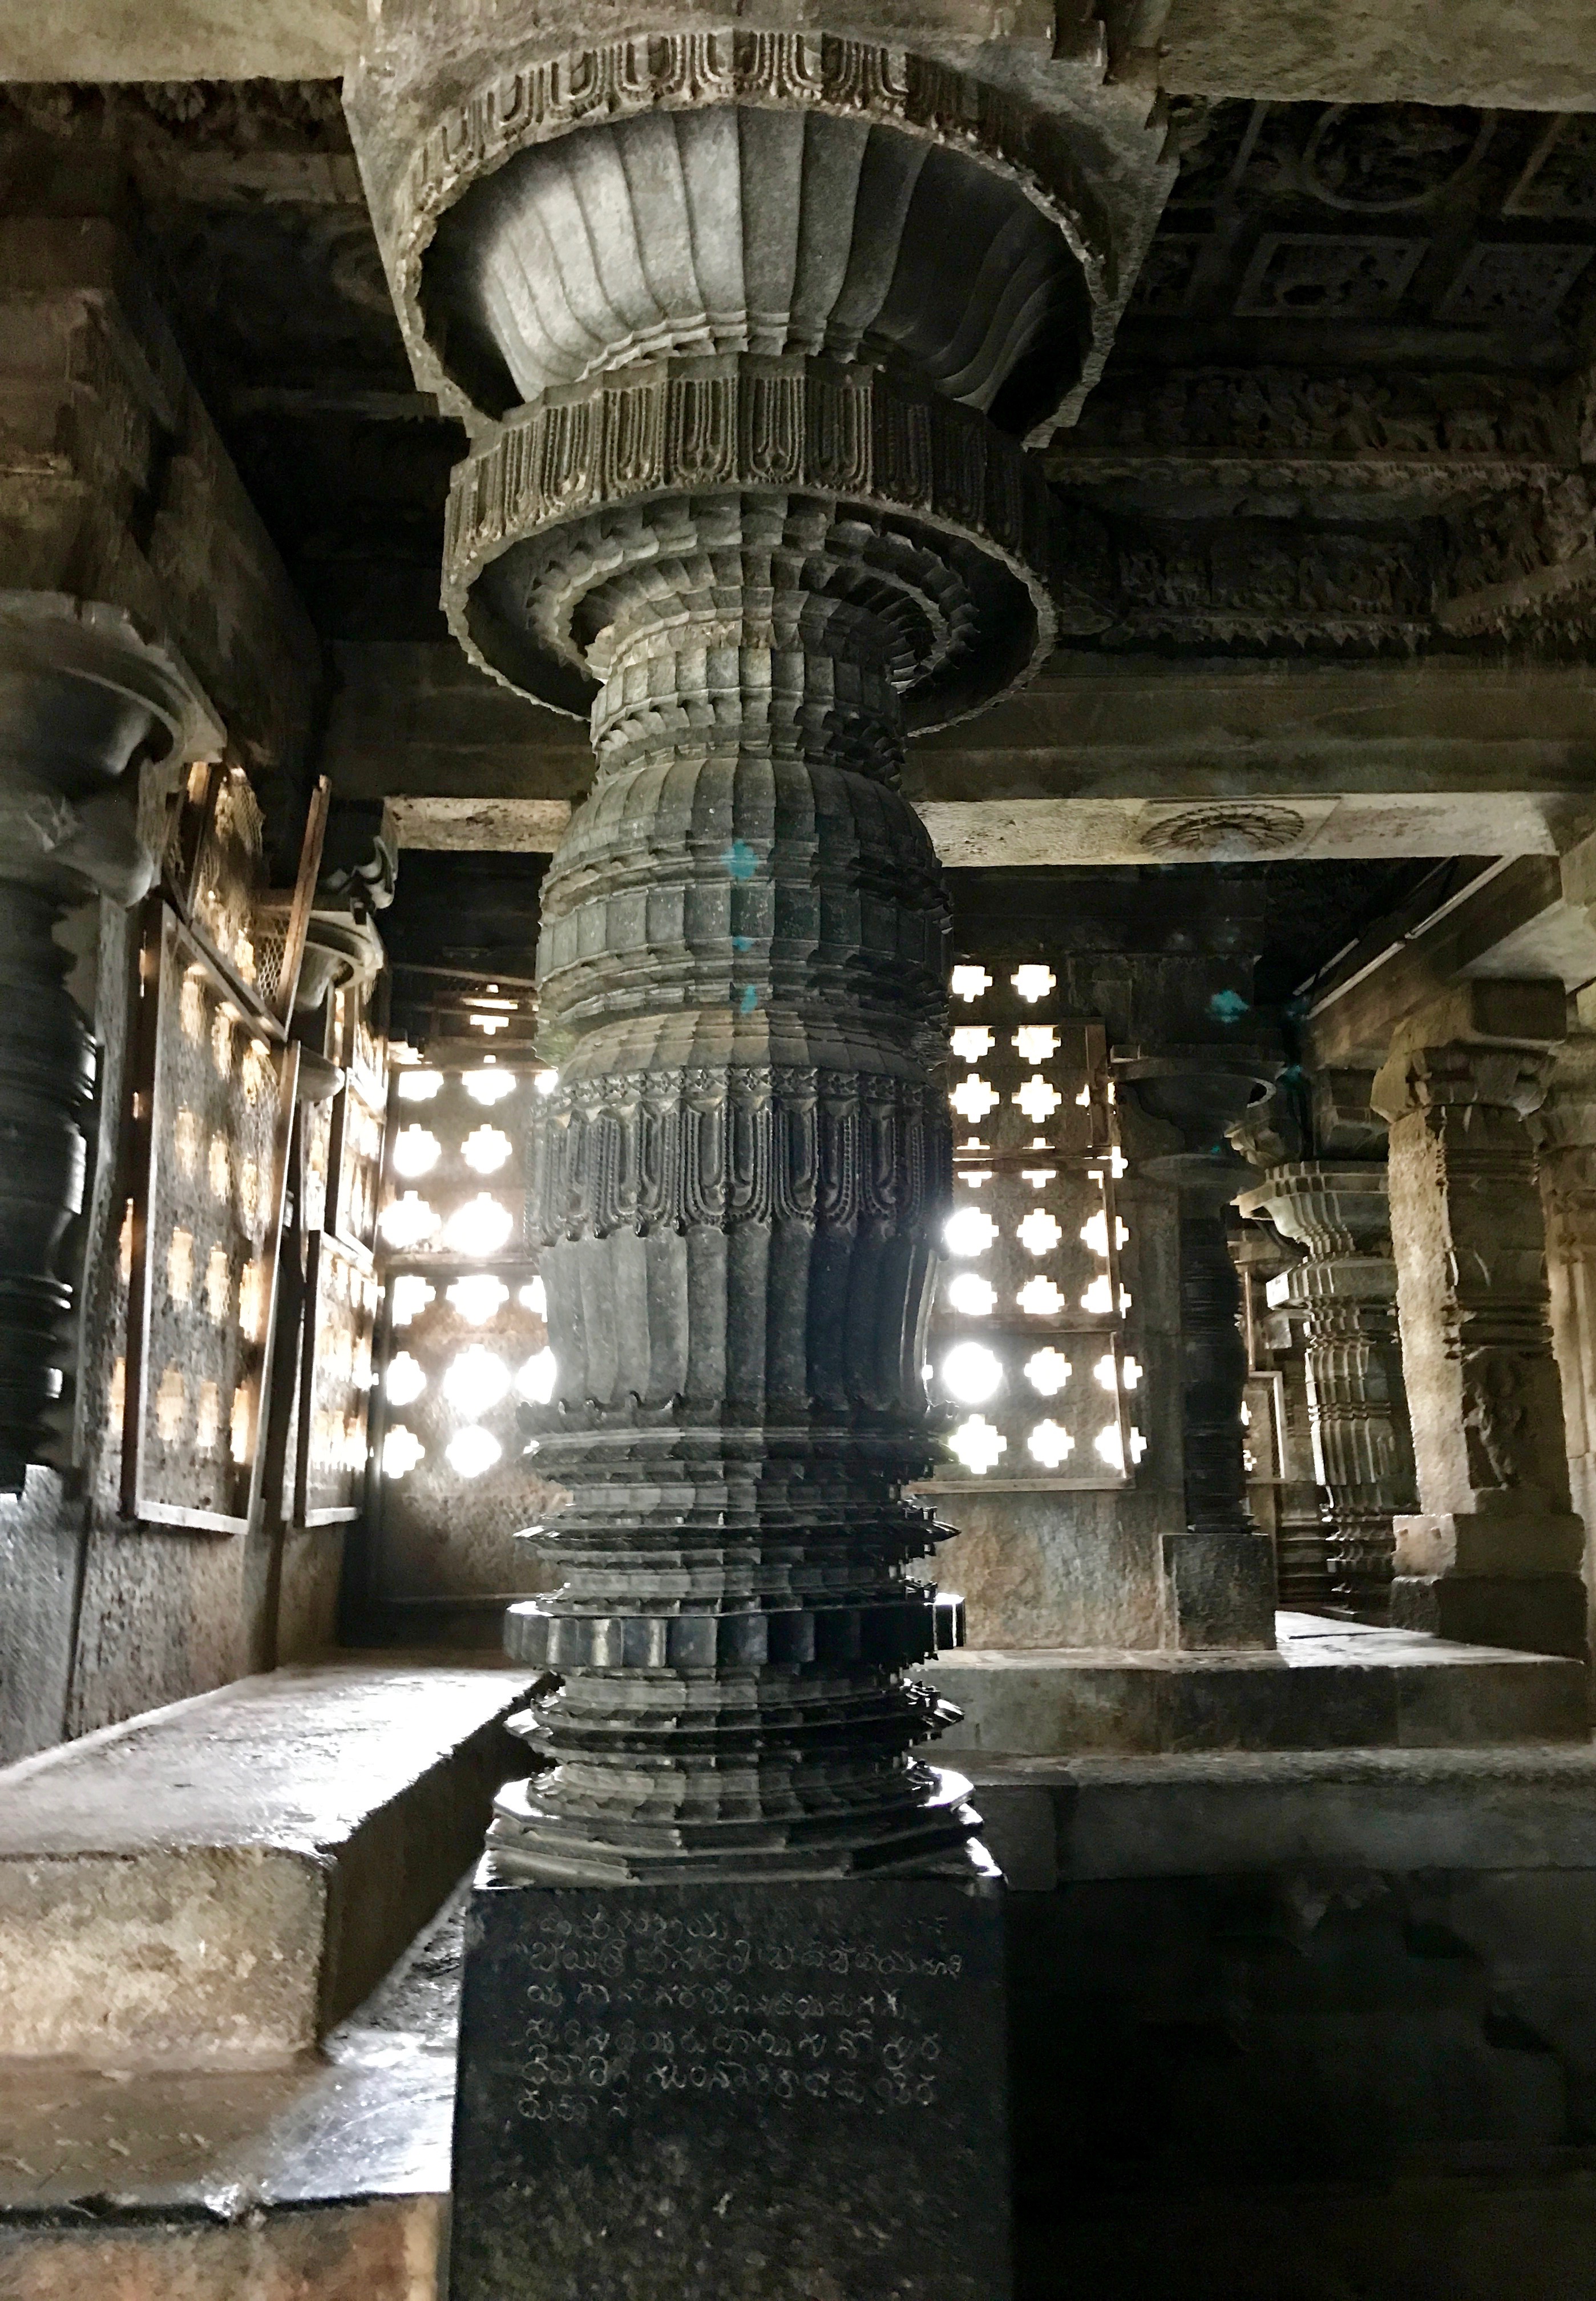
left=1052, top=100, right=1596, bottom=662
left=1, top=83, right=1593, bottom=667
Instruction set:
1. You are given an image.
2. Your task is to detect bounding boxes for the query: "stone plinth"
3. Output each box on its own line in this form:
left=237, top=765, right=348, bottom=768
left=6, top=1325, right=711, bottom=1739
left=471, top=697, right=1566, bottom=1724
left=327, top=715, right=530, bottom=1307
left=450, top=1857, right=1010, bottom=2301
left=1372, top=982, right=1586, bottom=1659
left=927, top=1612, right=1587, bottom=1757
left=0, top=1658, right=532, bottom=2060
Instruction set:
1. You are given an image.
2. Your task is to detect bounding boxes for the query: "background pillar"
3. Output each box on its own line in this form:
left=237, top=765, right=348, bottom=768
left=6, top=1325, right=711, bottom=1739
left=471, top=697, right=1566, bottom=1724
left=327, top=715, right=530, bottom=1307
left=1372, top=982, right=1586, bottom=1658
left=1529, top=1031, right=1596, bottom=1660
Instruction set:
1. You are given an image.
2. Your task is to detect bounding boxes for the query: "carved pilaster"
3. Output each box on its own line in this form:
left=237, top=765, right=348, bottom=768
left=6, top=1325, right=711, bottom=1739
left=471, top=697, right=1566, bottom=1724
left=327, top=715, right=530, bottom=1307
left=1233, top=1220, right=1330, bottom=1613
left=0, top=603, right=218, bottom=1489
left=1528, top=1031, right=1596, bottom=1654
left=0, top=219, right=317, bottom=1494
left=1238, top=1160, right=1416, bottom=1617
left=1371, top=982, right=1586, bottom=1658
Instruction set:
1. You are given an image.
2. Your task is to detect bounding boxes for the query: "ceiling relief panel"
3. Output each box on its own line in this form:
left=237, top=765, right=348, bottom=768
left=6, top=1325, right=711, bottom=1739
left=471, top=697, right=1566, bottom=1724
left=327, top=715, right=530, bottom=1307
left=1049, top=100, right=1596, bottom=664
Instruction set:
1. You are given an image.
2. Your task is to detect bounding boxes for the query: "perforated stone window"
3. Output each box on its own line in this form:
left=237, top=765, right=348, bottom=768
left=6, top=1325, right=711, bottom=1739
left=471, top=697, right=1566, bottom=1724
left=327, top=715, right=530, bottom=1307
left=923, top=967, right=1142, bottom=1491
left=369, top=1053, right=543, bottom=1501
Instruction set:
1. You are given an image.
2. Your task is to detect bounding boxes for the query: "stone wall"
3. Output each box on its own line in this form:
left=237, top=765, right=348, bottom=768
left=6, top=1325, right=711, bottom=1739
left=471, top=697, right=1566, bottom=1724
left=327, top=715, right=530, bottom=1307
left=977, top=1750, right=1596, bottom=2301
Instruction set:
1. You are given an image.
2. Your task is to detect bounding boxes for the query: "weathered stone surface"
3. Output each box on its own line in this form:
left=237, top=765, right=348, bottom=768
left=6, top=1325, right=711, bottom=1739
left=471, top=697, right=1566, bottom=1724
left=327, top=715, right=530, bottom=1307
left=0, top=1658, right=534, bottom=2059
left=0, top=2200, right=444, bottom=2301
left=450, top=1863, right=1009, bottom=2301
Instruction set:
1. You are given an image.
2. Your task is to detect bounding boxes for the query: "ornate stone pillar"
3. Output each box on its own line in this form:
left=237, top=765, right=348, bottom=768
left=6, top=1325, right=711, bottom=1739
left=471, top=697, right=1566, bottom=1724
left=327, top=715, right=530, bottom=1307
left=346, top=17, right=1181, bottom=1890
left=346, top=26, right=1178, bottom=2282
left=1238, top=1158, right=1416, bottom=1616
left=0, top=604, right=217, bottom=1492
left=1372, top=982, right=1586, bottom=1658
left=1117, top=1044, right=1279, bottom=1646
left=1233, top=1218, right=1330, bottom=1612
left=1528, top=1031, right=1596, bottom=1655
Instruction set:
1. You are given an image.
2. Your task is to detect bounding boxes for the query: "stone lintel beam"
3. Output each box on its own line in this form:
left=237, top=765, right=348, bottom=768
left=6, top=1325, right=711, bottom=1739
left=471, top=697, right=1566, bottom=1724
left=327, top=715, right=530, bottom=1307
left=328, top=643, right=1596, bottom=867
left=6, top=0, right=1593, bottom=116
left=1306, top=858, right=1596, bottom=1077
left=1372, top=980, right=1587, bottom=1660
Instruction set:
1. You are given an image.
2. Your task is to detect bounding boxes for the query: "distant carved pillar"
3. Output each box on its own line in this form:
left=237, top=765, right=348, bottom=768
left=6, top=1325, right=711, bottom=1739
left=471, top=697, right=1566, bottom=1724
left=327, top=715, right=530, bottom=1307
left=1234, top=1220, right=1330, bottom=1612
left=1372, top=982, right=1586, bottom=1658
left=0, top=602, right=215, bottom=1491
left=1238, top=1161, right=1416, bottom=1616
left=1528, top=1031, right=1596, bottom=1654
left=1118, top=1045, right=1279, bottom=1647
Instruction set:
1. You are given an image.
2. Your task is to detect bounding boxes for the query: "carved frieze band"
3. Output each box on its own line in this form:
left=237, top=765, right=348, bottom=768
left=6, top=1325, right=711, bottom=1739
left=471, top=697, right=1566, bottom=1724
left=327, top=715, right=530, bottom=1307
left=443, top=354, right=1064, bottom=691
left=531, top=1065, right=951, bottom=1244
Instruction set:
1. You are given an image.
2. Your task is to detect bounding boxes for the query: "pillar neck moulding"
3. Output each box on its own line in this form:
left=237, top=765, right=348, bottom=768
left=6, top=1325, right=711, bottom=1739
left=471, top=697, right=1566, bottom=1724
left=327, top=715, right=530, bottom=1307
left=1372, top=982, right=1588, bottom=1660
left=1236, top=1071, right=1417, bottom=1619
left=346, top=5, right=1173, bottom=1881
left=0, top=218, right=317, bottom=1496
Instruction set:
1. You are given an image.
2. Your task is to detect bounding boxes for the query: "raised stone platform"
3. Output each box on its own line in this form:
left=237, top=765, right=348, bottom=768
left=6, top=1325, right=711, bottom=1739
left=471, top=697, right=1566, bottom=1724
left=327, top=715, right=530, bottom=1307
left=0, top=1656, right=536, bottom=2062
left=926, top=1612, right=1589, bottom=1757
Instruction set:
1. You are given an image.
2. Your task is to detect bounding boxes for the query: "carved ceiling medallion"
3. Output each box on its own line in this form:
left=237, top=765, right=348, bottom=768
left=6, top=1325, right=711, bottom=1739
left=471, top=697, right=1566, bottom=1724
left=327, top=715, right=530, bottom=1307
left=1138, top=805, right=1306, bottom=858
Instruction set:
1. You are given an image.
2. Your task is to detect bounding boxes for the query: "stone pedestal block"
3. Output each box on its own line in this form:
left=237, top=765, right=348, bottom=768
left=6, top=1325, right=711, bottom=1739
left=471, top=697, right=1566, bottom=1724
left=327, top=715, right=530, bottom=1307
left=1391, top=1510, right=1588, bottom=1656
left=1161, top=1530, right=1281, bottom=1650
left=450, top=1855, right=1011, bottom=2301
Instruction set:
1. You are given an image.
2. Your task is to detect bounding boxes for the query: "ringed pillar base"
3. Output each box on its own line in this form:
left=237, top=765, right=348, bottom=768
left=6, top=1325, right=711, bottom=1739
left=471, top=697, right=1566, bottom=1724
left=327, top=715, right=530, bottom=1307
left=450, top=1843, right=1012, bottom=2301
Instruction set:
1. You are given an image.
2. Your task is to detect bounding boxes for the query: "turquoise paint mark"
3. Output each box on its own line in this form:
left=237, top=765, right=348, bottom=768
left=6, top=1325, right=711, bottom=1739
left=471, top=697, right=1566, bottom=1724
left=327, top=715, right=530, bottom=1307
left=732, top=934, right=753, bottom=952
left=738, top=984, right=758, bottom=1015
left=1209, top=988, right=1249, bottom=1024
left=724, top=839, right=758, bottom=881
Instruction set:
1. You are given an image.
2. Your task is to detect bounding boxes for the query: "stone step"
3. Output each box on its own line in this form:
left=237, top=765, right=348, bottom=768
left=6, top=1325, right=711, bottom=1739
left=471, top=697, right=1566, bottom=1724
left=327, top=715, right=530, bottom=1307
left=0, top=1656, right=535, bottom=2063
left=925, top=1611, right=1589, bottom=1759
left=0, top=1877, right=470, bottom=2299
